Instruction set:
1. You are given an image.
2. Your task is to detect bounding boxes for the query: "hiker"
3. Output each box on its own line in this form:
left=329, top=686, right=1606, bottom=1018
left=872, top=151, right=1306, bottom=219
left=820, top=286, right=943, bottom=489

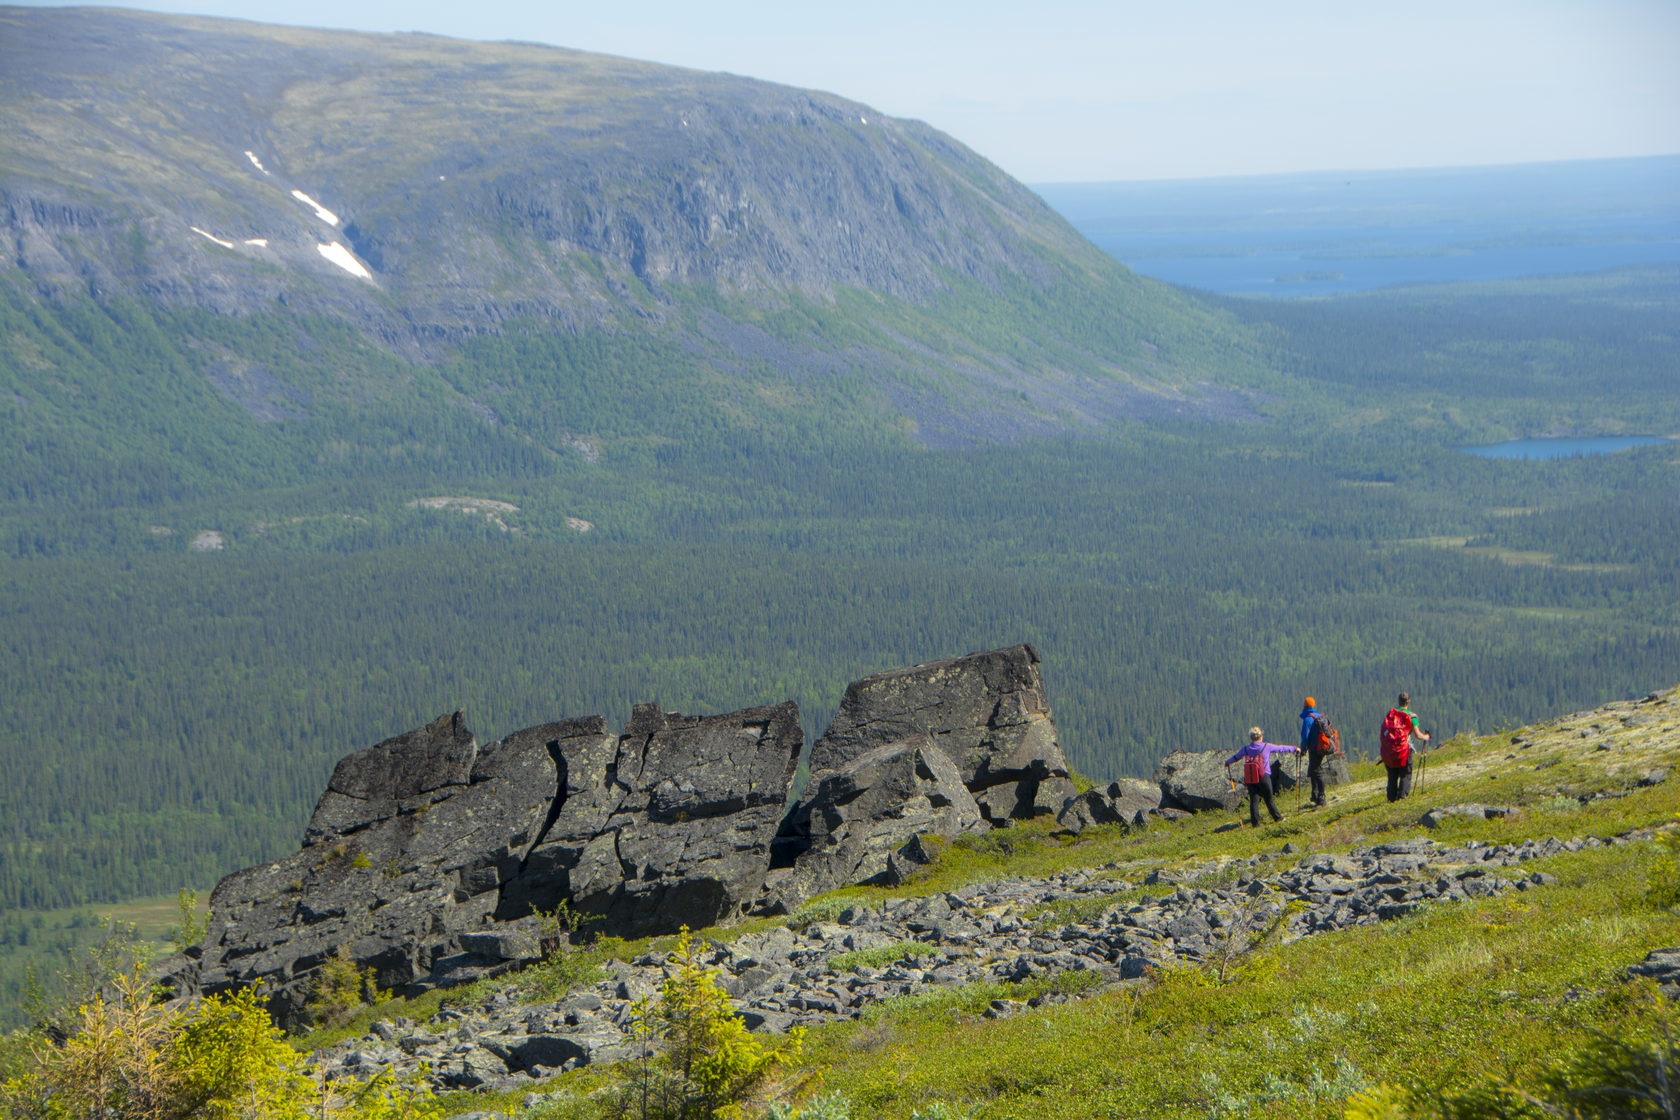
left=1225, top=727, right=1299, bottom=827
left=1380, top=692, right=1431, bottom=802
left=1299, top=696, right=1340, bottom=808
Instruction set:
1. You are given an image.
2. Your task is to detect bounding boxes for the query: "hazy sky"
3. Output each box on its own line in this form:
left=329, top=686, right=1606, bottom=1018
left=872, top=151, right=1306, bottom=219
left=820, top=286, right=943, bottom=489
left=13, top=0, right=1679, bottom=181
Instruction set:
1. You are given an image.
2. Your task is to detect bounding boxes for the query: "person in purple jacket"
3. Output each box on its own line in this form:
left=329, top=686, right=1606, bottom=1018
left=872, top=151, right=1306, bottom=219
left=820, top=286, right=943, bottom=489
left=1225, top=727, right=1299, bottom=827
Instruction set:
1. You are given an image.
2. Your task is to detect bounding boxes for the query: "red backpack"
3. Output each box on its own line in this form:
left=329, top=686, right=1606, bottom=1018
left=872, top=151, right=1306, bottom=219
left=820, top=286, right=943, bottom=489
left=1380, top=709, right=1412, bottom=767
left=1241, top=746, right=1267, bottom=785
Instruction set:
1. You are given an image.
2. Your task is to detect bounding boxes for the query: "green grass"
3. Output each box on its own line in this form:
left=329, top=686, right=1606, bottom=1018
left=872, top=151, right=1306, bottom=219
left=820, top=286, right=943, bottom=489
left=320, top=712, right=1680, bottom=1119
left=828, top=943, right=940, bottom=973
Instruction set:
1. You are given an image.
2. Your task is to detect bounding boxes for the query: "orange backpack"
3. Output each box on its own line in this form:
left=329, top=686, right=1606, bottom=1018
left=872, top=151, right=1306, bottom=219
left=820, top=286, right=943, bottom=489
left=1311, top=715, right=1343, bottom=758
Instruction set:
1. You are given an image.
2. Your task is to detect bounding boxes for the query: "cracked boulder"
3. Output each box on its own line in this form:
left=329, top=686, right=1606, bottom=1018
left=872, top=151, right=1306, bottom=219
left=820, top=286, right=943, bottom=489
left=192, top=711, right=590, bottom=1027
left=777, top=736, right=984, bottom=899
left=188, top=703, right=802, bottom=1026
left=1155, top=749, right=1300, bottom=813
left=1056, top=778, right=1161, bottom=833
left=803, top=644, right=1075, bottom=826
left=499, top=701, right=803, bottom=939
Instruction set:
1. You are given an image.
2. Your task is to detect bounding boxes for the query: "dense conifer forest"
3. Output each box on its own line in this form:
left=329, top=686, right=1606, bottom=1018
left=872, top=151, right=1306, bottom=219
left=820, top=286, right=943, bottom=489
left=1, top=265, right=1677, bottom=1019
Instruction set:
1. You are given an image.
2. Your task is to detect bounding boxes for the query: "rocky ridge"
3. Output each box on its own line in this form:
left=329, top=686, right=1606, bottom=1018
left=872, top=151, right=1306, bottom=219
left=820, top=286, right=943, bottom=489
left=179, top=646, right=1076, bottom=1023
left=1, top=6, right=1259, bottom=451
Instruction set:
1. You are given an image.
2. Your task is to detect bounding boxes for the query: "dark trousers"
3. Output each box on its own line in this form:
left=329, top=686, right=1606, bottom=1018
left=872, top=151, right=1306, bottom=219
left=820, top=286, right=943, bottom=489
left=1246, top=775, right=1283, bottom=826
left=1307, top=750, right=1328, bottom=805
left=1386, top=760, right=1413, bottom=802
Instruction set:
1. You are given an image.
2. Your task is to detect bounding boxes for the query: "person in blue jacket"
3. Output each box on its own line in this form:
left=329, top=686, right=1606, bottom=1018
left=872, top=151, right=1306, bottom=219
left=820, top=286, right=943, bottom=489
left=1225, top=728, right=1299, bottom=827
left=1300, top=696, right=1330, bottom=808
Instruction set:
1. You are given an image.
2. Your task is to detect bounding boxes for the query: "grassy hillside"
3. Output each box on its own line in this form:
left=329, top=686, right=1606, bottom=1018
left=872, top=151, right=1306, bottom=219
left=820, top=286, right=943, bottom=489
left=251, top=687, right=1680, bottom=1117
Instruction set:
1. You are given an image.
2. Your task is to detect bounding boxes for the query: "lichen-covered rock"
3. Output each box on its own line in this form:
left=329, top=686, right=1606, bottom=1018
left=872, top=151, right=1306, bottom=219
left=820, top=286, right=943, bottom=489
left=1420, top=803, right=1522, bottom=829
left=1155, top=749, right=1300, bottom=813
left=548, top=701, right=803, bottom=938
left=193, top=704, right=800, bottom=1024
left=195, top=713, right=586, bottom=1025
left=805, top=644, right=1075, bottom=824
left=1106, top=777, right=1162, bottom=820
left=1627, top=948, right=1680, bottom=1000
left=1154, top=750, right=1244, bottom=812
left=1056, top=789, right=1127, bottom=833
left=304, top=711, right=479, bottom=845
left=1055, top=776, right=1163, bottom=833
left=782, top=736, right=983, bottom=896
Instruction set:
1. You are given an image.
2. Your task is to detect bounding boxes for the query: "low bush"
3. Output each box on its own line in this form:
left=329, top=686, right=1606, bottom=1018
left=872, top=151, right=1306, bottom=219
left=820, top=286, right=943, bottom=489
left=0, top=966, right=438, bottom=1119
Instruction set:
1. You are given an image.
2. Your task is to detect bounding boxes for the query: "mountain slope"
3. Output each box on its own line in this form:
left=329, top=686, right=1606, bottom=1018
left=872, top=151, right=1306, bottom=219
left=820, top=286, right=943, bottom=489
left=0, top=6, right=1269, bottom=453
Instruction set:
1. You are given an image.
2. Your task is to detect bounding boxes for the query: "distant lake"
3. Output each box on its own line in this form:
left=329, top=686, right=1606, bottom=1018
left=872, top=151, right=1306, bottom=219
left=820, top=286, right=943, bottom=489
left=1036, top=155, right=1680, bottom=298
left=1462, top=437, right=1671, bottom=460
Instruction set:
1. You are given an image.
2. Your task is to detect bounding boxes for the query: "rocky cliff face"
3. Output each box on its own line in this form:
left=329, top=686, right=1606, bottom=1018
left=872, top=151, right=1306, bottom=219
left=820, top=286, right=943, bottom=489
left=0, top=7, right=1096, bottom=331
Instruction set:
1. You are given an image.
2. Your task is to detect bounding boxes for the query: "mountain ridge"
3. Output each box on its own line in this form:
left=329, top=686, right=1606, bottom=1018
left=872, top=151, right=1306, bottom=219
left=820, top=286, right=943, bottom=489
left=2, top=5, right=1270, bottom=448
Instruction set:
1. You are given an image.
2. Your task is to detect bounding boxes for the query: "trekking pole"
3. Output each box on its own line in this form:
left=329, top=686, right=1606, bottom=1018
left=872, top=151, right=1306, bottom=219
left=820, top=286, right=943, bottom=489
left=1294, top=749, right=1302, bottom=812
left=1417, top=729, right=1432, bottom=793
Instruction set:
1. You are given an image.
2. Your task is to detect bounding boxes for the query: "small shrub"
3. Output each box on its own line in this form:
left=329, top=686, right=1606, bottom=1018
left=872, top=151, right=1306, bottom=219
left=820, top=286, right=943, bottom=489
left=766, top=1091, right=852, bottom=1119
left=953, top=828, right=1020, bottom=859
left=1342, top=1020, right=1680, bottom=1119
left=0, top=964, right=439, bottom=1119
left=350, top=852, right=373, bottom=869
left=618, top=927, right=802, bottom=1119
left=1031, top=888, right=1128, bottom=931
left=531, top=901, right=616, bottom=999
left=307, top=947, right=382, bottom=1028
left=909, top=1103, right=974, bottom=1120
left=1016, top=967, right=1103, bottom=1000
left=1644, top=831, right=1680, bottom=911
left=788, top=896, right=853, bottom=929
left=167, top=886, right=207, bottom=951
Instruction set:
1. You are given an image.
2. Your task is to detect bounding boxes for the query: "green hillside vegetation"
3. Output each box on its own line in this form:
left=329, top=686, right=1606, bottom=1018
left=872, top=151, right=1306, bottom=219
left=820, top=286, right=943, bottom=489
left=324, top=701, right=1680, bottom=1119
left=1215, top=265, right=1680, bottom=438
left=8, top=686, right=1673, bottom=1119
left=2, top=268, right=1678, bottom=971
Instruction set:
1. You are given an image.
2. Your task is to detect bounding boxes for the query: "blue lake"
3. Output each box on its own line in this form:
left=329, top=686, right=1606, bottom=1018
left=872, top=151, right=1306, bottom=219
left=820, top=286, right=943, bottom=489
left=1462, top=437, right=1672, bottom=460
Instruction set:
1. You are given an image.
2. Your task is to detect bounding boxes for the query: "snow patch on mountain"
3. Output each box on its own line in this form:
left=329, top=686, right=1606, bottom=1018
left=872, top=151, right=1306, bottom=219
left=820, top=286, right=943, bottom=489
left=291, top=190, right=339, bottom=225
left=243, top=150, right=268, bottom=174
left=317, top=241, right=372, bottom=281
left=191, top=226, right=234, bottom=248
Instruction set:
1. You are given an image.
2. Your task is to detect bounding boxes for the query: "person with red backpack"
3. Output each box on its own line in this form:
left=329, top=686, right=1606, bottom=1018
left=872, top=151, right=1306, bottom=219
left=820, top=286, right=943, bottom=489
left=1380, top=692, right=1431, bottom=802
left=1225, top=727, right=1300, bottom=827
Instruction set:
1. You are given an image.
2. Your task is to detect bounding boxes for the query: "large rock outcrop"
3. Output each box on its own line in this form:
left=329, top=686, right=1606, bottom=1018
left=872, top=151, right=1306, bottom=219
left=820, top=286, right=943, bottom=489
left=772, top=736, right=985, bottom=900
left=497, top=701, right=803, bottom=938
left=803, top=644, right=1076, bottom=824
left=194, top=711, right=576, bottom=1023
left=182, top=645, right=1076, bottom=1022
left=191, top=704, right=799, bottom=1024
